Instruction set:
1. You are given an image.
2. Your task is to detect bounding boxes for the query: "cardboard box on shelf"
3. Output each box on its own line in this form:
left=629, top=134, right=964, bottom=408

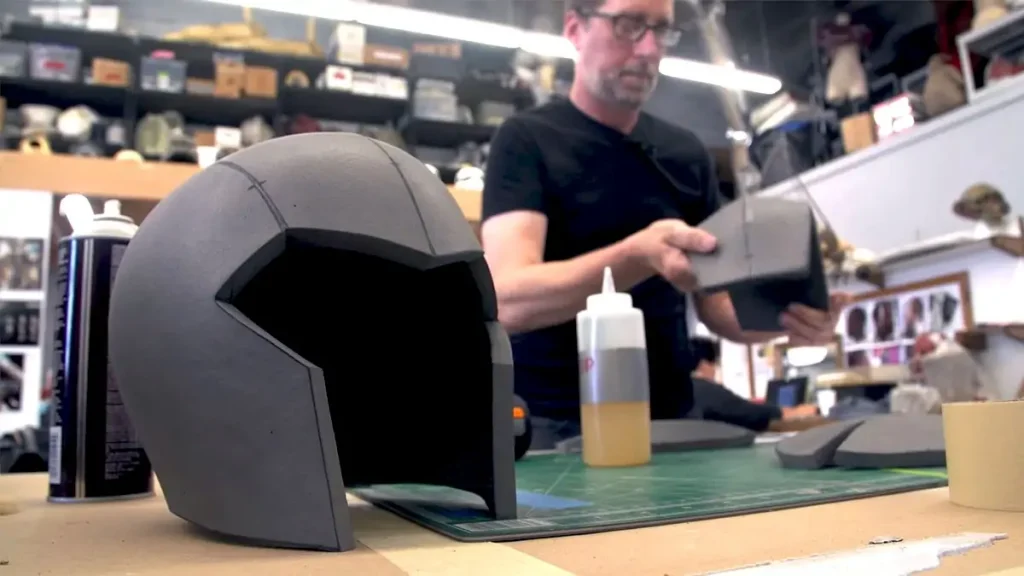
left=841, top=112, right=877, bottom=153
left=214, top=61, right=245, bottom=99
left=332, top=22, right=366, bottom=66
left=412, top=41, right=462, bottom=60
left=244, top=66, right=278, bottom=98
left=91, top=58, right=130, bottom=87
left=364, top=44, right=409, bottom=70
left=193, top=130, right=216, bottom=147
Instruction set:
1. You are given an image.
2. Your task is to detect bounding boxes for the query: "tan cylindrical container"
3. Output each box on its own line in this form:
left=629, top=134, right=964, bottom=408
left=943, top=400, right=1024, bottom=512
left=576, top=267, right=651, bottom=468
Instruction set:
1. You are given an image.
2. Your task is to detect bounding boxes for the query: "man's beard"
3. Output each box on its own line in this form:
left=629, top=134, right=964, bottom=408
left=590, top=66, right=658, bottom=109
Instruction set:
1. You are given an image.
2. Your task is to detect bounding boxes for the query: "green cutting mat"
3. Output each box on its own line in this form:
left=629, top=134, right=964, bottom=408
left=352, top=445, right=947, bottom=542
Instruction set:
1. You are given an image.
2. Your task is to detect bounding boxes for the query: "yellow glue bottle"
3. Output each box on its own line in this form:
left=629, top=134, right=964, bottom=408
left=576, top=267, right=652, bottom=467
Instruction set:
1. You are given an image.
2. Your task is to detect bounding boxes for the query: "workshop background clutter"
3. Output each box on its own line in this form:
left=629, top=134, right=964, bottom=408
left=1, top=0, right=1023, bottom=487
left=0, top=1, right=1024, bottom=574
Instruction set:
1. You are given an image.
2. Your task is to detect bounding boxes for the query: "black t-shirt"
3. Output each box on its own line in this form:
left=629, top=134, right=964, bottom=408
left=690, top=377, right=783, bottom=432
left=482, top=98, right=724, bottom=421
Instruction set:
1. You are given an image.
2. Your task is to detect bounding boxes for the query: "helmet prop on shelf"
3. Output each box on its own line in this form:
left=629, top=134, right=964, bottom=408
left=108, top=133, right=517, bottom=552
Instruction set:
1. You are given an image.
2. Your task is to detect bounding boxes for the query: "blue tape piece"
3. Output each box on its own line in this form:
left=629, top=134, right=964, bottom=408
left=515, top=490, right=591, bottom=510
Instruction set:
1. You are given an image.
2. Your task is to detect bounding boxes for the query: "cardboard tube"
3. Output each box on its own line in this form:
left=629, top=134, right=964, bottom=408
left=943, top=400, right=1024, bottom=512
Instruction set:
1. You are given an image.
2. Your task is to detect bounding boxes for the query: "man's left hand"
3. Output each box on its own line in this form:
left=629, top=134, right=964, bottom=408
left=780, top=293, right=852, bottom=346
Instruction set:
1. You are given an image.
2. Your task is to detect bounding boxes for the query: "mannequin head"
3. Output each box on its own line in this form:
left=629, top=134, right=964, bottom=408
left=954, top=183, right=1011, bottom=225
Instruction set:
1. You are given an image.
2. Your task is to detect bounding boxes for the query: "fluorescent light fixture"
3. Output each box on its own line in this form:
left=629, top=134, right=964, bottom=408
left=785, top=346, right=829, bottom=368
left=520, top=31, right=578, bottom=61
left=658, top=58, right=780, bottom=95
left=202, top=0, right=782, bottom=94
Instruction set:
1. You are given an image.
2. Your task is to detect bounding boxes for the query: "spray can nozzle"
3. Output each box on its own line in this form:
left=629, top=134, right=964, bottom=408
left=103, top=199, right=123, bottom=217
left=59, top=194, right=96, bottom=235
left=59, top=194, right=138, bottom=238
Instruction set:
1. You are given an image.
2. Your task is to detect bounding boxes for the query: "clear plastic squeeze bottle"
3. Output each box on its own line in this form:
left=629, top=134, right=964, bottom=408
left=576, top=267, right=652, bottom=467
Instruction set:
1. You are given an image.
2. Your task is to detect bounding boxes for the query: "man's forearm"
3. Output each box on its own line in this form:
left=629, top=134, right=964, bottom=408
left=696, top=291, right=784, bottom=344
left=493, top=239, right=653, bottom=334
left=733, top=330, right=786, bottom=345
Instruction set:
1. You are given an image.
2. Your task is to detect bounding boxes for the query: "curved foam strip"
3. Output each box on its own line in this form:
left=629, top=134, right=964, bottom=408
left=775, top=418, right=867, bottom=470
left=833, top=414, right=946, bottom=469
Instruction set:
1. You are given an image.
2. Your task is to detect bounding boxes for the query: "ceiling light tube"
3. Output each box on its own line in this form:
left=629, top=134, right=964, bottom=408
left=203, top=0, right=782, bottom=94
left=659, top=58, right=781, bottom=95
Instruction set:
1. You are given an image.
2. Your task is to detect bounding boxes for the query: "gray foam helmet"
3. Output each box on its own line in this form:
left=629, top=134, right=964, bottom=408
left=108, top=132, right=517, bottom=552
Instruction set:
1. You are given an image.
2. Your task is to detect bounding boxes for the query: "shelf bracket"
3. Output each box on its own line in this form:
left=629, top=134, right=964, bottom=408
left=990, top=217, right=1024, bottom=257
left=858, top=266, right=886, bottom=290
left=956, top=330, right=988, bottom=352
left=1004, top=324, right=1024, bottom=343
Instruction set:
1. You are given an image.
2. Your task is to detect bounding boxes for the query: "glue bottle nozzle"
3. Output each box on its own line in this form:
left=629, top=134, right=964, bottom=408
left=602, top=266, right=616, bottom=294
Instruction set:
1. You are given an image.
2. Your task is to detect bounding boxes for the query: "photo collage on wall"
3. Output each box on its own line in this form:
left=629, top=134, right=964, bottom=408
left=0, top=189, right=53, bottom=435
left=836, top=277, right=968, bottom=369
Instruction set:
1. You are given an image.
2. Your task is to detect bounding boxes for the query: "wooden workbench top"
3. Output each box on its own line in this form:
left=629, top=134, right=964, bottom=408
left=1, top=473, right=1022, bottom=575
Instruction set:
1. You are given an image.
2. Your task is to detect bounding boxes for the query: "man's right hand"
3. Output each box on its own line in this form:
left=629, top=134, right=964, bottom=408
left=781, top=404, right=820, bottom=421
left=627, top=219, right=717, bottom=292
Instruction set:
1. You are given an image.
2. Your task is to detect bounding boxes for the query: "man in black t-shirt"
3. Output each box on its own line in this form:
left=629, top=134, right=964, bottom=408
left=688, top=337, right=819, bottom=432
left=481, top=0, right=847, bottom=449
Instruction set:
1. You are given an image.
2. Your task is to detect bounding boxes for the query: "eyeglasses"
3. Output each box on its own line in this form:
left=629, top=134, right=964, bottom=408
left=577, top=10, right=682, bottom=48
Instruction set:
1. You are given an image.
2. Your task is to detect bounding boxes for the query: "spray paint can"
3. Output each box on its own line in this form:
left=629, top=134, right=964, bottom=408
left=48, top=198, right=153, bottom=502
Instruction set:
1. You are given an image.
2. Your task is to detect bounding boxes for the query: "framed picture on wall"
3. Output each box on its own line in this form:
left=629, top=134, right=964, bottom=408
left=0, top=189, right=53, bottom=435
left=836, top=272, right=974, bottom=369
left=0, top=236, right=45, bottom=291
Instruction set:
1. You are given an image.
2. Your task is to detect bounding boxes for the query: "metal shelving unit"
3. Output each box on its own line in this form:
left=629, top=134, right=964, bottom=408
left=0, top=19, right=533, bottom=167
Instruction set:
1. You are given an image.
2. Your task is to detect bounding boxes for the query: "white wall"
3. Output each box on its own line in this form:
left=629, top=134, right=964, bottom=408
left=720, top=339, right=751, bottom=398
left=761, top=79, right=1024, bottom=254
